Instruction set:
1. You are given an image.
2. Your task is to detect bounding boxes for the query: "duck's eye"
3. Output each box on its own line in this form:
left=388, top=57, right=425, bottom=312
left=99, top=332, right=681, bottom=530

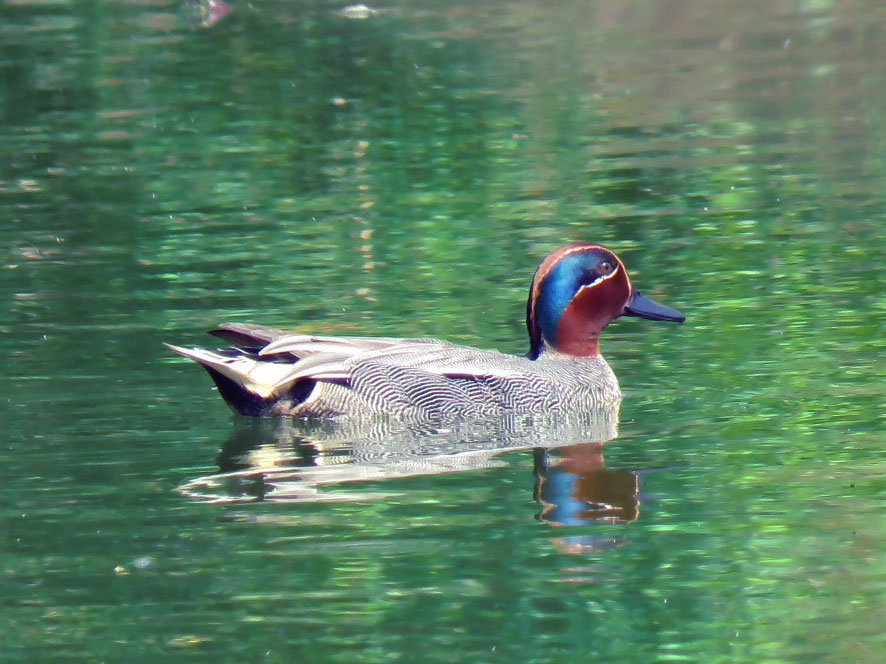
left=598, top=260, right=614, bottom=275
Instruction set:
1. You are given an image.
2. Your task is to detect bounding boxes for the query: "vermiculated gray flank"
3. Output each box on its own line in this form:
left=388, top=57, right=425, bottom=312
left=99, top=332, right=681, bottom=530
left=170, top=323, right=620, bottom=419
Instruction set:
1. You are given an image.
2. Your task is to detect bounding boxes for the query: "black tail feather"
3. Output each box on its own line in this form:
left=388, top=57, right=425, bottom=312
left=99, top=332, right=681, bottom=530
left=202, top=366, right=318, bottom=417
left=203, top=367, right=270, bottom=416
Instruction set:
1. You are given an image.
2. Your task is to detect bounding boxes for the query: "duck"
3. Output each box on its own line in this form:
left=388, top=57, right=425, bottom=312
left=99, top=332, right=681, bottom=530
left=168, top=241, right=684, bottom=419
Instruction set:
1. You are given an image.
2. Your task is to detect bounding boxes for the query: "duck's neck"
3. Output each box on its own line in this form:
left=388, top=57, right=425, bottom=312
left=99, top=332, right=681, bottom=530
left=552, top=334, right=600, bottom=357
left=528, top=321, right=605, bottom=360
left=553, top=299, right=607, bottom=357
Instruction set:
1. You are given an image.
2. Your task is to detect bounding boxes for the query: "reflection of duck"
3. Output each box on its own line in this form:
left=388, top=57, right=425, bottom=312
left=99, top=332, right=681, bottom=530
left=534, top=443, right=639, bottom=526
left=170, top=242, right=684, bottom=418
left=177, top=409, right=619, bottom=504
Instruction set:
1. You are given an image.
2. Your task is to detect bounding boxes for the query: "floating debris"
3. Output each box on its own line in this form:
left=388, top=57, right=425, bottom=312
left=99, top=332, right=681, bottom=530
left=183, top=0, right=233, bottom=30
left=167, top=635, right=213, bottom=649
left=338, top=4, right=379, bottom=20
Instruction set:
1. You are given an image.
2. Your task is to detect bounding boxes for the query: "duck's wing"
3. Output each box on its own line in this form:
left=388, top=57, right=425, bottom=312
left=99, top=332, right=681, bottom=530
left=168, top=331, right=452, bottom=399
left=260, top=335, right=527, bottom=381
left=169, top=328, right=532, bottom=416
left=258, top=333, right=414, bottom=357
left=207, top=322, right=292, bottom=348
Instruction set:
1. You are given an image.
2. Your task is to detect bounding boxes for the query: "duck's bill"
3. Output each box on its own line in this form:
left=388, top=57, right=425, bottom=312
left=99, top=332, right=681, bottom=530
left=623, top=290, right=685, bottom=323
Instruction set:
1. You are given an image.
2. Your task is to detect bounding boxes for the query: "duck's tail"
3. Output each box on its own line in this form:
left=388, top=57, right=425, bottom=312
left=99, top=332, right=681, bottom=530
left=166, top=344, right=313, bottom=416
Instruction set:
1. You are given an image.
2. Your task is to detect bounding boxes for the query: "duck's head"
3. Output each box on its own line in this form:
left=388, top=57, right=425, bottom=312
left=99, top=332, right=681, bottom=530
left=526, top=242, right=684, bottom=359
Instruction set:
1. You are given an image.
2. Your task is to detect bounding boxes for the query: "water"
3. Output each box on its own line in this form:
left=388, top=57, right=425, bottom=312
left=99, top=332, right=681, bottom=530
left=3, top=1, right=886, bottom=661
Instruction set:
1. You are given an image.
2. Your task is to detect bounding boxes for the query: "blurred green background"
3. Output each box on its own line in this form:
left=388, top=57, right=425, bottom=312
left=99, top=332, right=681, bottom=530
left=2, top=1, right=885, bottom=662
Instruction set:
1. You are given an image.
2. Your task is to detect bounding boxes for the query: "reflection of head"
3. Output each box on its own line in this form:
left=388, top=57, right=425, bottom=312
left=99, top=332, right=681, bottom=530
left=534, top=444, right=639, bottom=526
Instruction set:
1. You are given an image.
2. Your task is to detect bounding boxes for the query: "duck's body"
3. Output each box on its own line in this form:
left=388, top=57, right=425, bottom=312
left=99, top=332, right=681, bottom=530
left=170, top=242, right=684, bottom=419
left=171, top=327, right=619, bottom=418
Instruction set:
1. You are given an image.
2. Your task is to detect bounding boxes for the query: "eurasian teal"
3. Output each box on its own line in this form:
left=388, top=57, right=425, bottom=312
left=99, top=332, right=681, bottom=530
left=169, top=242, right=684, bottom=419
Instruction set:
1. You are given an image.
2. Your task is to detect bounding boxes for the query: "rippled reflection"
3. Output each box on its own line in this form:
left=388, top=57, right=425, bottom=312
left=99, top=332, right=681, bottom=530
left=178, top=408, right=622, bottom=511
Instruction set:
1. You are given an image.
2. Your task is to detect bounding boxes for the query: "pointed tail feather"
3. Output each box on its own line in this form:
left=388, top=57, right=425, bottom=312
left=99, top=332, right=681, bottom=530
left=167, top=344, right=314, bottom=416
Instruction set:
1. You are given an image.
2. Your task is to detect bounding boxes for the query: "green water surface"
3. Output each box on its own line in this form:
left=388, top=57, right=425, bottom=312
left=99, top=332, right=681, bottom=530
left=2, top=1, right=885, bottom=662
